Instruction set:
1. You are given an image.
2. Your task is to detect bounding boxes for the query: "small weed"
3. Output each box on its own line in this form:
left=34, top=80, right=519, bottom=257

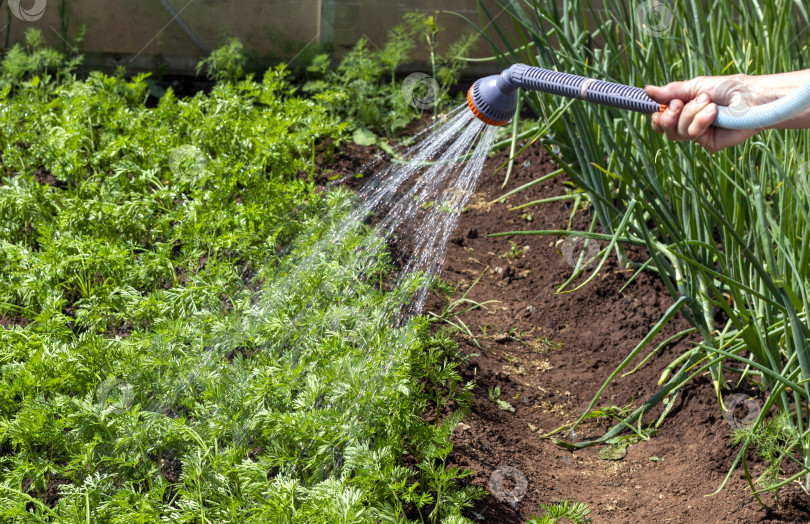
left=488, top=385, right=515, bottom=413
left=429, top=268, right=498, bottom=347
left=533, top=337, right=564, bottom=353
left=527, top=500, right=592, bottom=524
left=499, top=240, right=523, bottom=259
left=430, top=277, right=456, bottom=298
left=732, top=411, right=803, bottom=498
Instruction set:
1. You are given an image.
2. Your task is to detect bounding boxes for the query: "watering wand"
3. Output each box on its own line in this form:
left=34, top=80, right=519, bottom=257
left=468, top=63, right=810, bottom=129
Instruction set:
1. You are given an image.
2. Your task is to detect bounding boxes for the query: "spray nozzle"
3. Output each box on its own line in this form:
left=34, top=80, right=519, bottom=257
left=466, top=70, right=519, bottom=126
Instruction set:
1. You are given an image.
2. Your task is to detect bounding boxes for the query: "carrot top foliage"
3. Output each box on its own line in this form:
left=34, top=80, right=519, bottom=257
left=0, top=31, right=479, bottom=523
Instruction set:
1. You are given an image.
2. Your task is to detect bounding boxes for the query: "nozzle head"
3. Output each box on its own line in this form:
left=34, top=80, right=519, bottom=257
left=467, top=73, right=518, bottom=126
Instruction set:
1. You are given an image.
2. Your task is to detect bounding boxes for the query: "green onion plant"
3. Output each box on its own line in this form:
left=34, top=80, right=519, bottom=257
left=478, top=0, right=810, bottom=498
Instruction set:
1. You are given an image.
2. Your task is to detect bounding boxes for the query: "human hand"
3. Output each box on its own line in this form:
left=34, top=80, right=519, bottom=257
left=645, top=74, right=765, bottom=153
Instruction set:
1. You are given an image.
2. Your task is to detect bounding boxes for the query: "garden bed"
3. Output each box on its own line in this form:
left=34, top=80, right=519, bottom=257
left=0, top=38, right=484, bottom=520
left=323, top=136, right=810, bottom=523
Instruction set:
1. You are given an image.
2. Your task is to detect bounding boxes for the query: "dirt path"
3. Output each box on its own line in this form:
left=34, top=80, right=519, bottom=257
left=321, top=133, right=810, bottom=523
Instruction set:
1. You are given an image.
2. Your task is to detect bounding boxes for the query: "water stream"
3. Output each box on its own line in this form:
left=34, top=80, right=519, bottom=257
left=119, top=103, right=498, bottom=482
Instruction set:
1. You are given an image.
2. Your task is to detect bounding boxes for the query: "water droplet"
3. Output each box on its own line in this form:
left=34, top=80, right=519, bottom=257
left=523, top=160, right=531, bottom=168
left=551, top=145, right=561, bottom=155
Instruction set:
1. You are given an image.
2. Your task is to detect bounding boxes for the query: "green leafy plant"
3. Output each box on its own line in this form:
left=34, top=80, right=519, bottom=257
left=408, top=11, right=478, bottom=114
left=527, top=500, right=592, bottom=524
left=488, top=385, right=515, bottom=412
left=499, top=240, right=523, bottom=259
left=0, top=28, right=82, bottom=91
left=0, top=34, right=481, bottom=522
left=303, top=12, right=478, bottom=136
left=196, top=37, right=248, bottom=83
left=732, top=411, right=800, bottom=499
left=56, top=0, right=86, bottom=54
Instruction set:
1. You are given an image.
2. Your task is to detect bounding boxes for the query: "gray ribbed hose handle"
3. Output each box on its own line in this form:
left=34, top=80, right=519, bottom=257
left=504, top=63, right=663, bottom=114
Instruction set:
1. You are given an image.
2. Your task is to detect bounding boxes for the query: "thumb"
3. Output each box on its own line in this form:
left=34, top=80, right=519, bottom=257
left=645, top=79, right=703, bottom=104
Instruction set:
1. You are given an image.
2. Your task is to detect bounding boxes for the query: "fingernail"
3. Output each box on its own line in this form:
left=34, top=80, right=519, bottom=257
left=697, top=93, right=710, bottom=105
left=701, top=103, right=715, bottom=115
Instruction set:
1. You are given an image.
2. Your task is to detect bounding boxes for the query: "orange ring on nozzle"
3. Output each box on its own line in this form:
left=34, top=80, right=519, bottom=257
left=467, top=87, right=510, bottom=126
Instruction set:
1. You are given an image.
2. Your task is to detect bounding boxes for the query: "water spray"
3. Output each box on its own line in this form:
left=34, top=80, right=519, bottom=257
left=468, top=63, right=810, bottom=129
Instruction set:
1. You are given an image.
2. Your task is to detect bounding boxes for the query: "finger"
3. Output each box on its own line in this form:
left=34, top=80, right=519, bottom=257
left=651, top=112, right=663, bottom=133
left=677, top=93, right=712, bottom=138
left=659, top=99, right=683, bottom=138
left=645, top=79, right=703, bottom=104
left=687, top=102, right=717, bottom=139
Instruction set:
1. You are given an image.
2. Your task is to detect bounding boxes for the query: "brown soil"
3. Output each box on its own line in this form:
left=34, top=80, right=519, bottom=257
left=321, top=129, right=810, bottom=523
left=0, top=315, right=28, bottom=329
left=33, top=167, right=60, bottom=187
left=44, top=476, right=71, bottom=507
left=21, top=475, right=70, bottom=508
left=161, top=450, right=182, bottom=483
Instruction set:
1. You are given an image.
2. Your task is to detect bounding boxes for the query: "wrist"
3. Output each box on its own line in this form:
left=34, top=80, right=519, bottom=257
left=743, top=70, right=810, bottom=129
left=741, top=74, right=779, bottom=104
left=746, top=70, right=810, bottom=104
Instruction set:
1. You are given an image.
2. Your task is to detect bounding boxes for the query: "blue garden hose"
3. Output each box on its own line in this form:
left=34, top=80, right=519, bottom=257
left=468, top=63, right=810, bottom=130
left=714, top=79, right=810, bottom=129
